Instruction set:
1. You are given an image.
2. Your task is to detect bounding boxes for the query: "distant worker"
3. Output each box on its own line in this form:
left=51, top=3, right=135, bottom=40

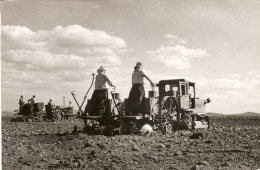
left=128, top=62, right=154, bottom=115
left=19, top=95, right=24, bottom=112
left=46, top=99, right=54, bottom=119
left=68, top=101, right=73, bottom=115
left=89, top=66, right=115, bottom=115
left=28, top=95, right=36, bottom=113
left=48, top=99, right=55, bottom=108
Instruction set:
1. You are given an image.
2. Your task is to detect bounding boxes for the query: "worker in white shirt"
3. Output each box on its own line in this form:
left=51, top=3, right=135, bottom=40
left=128, top=62, right=154, bottom=115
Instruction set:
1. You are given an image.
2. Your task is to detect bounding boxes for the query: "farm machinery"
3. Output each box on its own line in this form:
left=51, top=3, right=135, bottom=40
left=11, top=103, right=68, bottom=122
left=12, top=102, right=46, bottom=122
left=75, top=78, right=211, bottom=135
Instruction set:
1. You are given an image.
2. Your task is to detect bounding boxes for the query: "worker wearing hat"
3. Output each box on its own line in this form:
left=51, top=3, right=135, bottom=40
left=89, top=66, right=115, bottom=116
left=128, top=62, right=154, bottom=115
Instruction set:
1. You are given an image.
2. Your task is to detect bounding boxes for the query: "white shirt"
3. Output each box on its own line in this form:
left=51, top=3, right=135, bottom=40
left=95, top=74, right=113, bottom=90
left=132, top=70, right=145, bottom=84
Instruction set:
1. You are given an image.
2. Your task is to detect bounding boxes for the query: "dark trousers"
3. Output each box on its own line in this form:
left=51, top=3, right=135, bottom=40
left=128, top=84, right=145, bottom=115
left=88, top=89, right=109, bottom=116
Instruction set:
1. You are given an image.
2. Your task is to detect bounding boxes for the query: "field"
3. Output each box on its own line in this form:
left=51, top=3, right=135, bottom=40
left=2, top=114, right=260, bottom=170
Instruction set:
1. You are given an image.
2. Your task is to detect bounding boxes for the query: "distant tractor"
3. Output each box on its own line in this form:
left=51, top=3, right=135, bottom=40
left=11, top=103, right=65, bottom=122
left=12, top=102, right=45, bottom=122
left=80, top=78, right=211, bottom=135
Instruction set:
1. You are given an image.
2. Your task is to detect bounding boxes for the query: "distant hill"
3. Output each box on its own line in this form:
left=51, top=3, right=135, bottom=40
left=207, top=111, right=260, bottom=117
left=206, top=112, right=225, bottom=117
left=1, top=110, right=14, bottom=116
left=231, top=112, right=260, bottom=117
left=1, top=110, right=16, bottom=121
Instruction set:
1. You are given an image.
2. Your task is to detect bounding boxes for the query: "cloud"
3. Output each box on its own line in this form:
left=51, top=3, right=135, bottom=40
left=2, top=25, right=127, bottom=82
left=195, top=73, right=260, bottom=107
left=3, top=50, right=86, bottom=71
left=164, top=34, right=187, bottom=44
left=2, top=25, right=126, bottom=52
left=147, top=44, right=209, bottom=69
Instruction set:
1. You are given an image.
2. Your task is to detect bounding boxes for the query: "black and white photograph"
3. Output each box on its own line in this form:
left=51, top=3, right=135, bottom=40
left=1, top=0, right=260, bottom=169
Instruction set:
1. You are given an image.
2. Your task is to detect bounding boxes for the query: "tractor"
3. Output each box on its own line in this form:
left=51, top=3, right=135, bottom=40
left=12, top=102, right=45, bottom=122
left=11, top=102, right=65, bottom=122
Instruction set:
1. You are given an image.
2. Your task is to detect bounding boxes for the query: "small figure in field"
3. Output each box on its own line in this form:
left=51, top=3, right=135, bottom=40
left=128, top=62, right=154, bottom=115
left=19, top=95, right=24, bottom=112
left=46, top=99, right=54, bottom=119
left=28, top=95, right=36, bottom=113
left=89, top=66, right=115, bottom=115
left=68, top=101, right=73, bottom=115
left=48, top=99, right=55, bottom=109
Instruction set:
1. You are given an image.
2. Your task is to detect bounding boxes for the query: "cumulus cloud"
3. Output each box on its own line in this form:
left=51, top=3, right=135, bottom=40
left=147, top=44, right=209, bottom=69
left=2, top=25, right=127, bottom=83
left=2, top=25, right=126, bottom=53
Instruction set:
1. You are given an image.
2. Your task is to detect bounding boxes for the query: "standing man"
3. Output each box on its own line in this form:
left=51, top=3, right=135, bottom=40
left=28, top=95, right=36, bottom=114
left=19, top=95, right=24, bottom=113
left=128, top=62, right=154, bottom=115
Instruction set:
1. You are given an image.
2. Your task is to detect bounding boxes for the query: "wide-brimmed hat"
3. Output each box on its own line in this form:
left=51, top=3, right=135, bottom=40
left=134, top=62, right=143, bottom=70
left=97, top=66, right=106, bottom=74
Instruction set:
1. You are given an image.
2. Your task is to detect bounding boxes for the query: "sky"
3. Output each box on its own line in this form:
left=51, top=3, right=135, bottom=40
left=1, top=0, right=260, bottom=114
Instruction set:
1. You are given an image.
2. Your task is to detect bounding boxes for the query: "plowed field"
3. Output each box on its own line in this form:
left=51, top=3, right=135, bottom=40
left=2, top=116, right=260, bottom=169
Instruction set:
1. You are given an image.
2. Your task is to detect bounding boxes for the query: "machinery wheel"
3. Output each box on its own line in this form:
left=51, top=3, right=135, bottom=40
left=158, top=96, right=180, bottom=135
left=183, top=113, right=194, bottom=130
left=101, top=126, right=114, bottom=136
left=55, top=110, right=63, bottom=121
left=205, top=116, right=210, bottom=129
left=82, top=125, right=95, bottom=135
left=119, top=124, right=133, bottom=135
left=163, top=122, right=173, bottom=136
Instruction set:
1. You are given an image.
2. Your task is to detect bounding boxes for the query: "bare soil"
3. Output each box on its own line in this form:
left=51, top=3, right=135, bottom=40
left=2, top=116, right=260, bottom=169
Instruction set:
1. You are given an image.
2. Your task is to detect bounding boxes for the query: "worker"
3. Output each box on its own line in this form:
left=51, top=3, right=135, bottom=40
left=89, top=66, right=115, bottom=115
left=128, top=62, right=154, bottom=115
left=28, top=95, right=36, bottom=113
left=68, top=101, right=73, bottom=115
left=48, top=99, right=55, bottom=108
left=19, top=95, right=24, bottom=112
